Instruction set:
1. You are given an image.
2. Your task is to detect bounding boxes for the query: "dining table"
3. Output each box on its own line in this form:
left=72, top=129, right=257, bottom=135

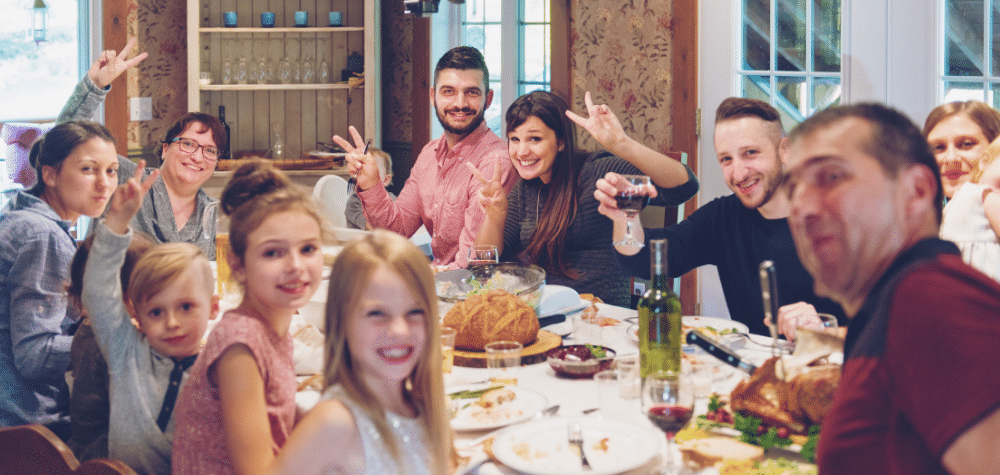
left=446, top=302, right=813, bottom=475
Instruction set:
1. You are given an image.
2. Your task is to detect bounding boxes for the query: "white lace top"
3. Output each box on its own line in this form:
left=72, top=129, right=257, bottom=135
left=322, top=386, right=433, bottom=475
left=940, top=182, right=1000, bottom=282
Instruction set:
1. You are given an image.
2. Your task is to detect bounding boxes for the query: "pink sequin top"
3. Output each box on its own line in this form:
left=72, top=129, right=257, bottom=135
left=358, top=121, right=515, bottom=269
left=170, top=311, right=296, bottom=475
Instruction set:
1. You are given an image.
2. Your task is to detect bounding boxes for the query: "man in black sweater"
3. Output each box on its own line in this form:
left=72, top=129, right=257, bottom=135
left=594, top=97, right=844, bottom=337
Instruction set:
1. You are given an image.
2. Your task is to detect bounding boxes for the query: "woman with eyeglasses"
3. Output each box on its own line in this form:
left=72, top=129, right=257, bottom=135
left=58, top=40, right=227, bottom=259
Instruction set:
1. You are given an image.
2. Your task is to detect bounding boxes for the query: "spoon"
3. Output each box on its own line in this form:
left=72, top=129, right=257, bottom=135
left=465, top=405, right=560, bottom=447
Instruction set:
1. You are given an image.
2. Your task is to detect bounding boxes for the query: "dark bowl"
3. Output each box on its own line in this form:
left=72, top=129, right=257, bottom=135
left=546, top=345, right=617, bottom=378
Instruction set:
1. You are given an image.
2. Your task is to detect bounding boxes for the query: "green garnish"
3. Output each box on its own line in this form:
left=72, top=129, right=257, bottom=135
left=718, top=327, right=739, bottom=335
left=733, top=413, right=793, bottom=450
left=707, top=393, right=724, bottom=412
left=585, top=344, right=607, bottom=358
left=448, top=385, right=504, bottom=400
left=799, top=425, right=821, bottom=463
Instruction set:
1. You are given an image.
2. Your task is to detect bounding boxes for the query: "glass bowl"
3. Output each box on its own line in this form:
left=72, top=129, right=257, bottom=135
left=546, top=345, right=617, bottom=378
left=435, top=263, right=546, bottom=315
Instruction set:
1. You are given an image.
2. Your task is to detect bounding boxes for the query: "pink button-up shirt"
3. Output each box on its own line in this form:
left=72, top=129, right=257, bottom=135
left=359, top=122, right=515, bottom=268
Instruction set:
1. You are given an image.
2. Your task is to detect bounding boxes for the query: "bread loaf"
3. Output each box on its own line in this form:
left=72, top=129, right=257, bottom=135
left=443, top=289, right=539, bottom=350
left=678, top=437, right=764, bottom=469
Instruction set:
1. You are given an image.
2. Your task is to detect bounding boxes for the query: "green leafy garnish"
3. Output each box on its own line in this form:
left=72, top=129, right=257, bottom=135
left=799, top=425, right=821, bottom=463
left=718, top=327, right=739, bottom=335
left=585, top=344, right=607, bottom=358
left=707, top=393, right=724, bottom=412
left=733, top=413, right=793, bottom=450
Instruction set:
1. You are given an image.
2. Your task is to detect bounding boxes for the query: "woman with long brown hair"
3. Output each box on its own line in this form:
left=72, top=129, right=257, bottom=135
left=473, top=91, right=698, bottom=306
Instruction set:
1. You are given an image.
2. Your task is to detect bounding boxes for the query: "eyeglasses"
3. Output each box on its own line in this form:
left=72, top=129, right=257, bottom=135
left=170, top=137, right=220, bottom=161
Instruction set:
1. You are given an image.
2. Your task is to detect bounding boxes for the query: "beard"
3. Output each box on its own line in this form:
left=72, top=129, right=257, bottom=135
left=731, top=164, right=783, bottom=210
left=434, top=101, right=486, bottom=137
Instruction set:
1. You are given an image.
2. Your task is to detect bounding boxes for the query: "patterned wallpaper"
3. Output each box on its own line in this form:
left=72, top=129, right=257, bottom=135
left=382, top=2, right=413, bottom=144
left=569, top=0, right=675, bottom=155
left=125, top=0, right=187, bottom=162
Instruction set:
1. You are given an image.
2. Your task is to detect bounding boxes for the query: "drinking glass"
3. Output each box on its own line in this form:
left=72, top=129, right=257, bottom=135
left=302, top=56, right=315, bottom=84
left=613, top=175, right=653, bottom=248
left=278, top=57, right=293, bottom=84
left=643, top=371, right=694, bottom=474
left=235, top=57, right=249, bottom=85
left=467, top=244, right=498, bottom=282
left=441, top=326, right=457, bottom=374
left=485, top=341, right=521, bottom=385
left=221, top=57, right=233, bottom=85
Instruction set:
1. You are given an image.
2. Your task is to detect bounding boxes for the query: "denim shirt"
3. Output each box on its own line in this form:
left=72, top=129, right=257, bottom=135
left=0, top=190, right=77, bottom=432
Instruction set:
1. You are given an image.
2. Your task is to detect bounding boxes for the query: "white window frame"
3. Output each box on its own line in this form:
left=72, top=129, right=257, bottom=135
left=698, top=0, right=938, bottom=317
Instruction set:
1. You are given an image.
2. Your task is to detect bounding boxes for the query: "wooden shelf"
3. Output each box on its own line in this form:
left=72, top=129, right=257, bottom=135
left=199, top=83, right=363, bottom=91
left=200, top=27, right=364, bottom=33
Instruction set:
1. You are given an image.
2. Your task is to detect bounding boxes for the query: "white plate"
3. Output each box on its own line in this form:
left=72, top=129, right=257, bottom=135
left=449, top=385, right=548, bottom=432
left=628, top=316, right=750, bottom=344
left=492, top=417, right=660, bottom=475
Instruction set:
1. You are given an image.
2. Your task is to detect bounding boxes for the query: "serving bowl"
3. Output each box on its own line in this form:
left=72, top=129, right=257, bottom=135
left=435, top=263, right=546, bottom=315
left=546, top=345, right=617, bottom=378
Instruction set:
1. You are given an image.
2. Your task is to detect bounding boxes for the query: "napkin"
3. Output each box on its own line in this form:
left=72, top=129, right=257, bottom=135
left=537, top=285, right=588, bottom=317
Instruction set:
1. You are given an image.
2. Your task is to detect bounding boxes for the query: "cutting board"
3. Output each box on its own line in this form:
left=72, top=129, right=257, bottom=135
left=453, top=330, right=562, bottom=368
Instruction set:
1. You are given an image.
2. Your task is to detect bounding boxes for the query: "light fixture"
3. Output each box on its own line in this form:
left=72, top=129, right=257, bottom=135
left=31, top=0, right=48, bottom=45
left=403, top=0, right=464, bottom=17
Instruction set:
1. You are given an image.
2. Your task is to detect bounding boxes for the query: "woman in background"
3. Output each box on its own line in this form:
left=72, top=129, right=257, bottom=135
left=924, top=100, right=1000, bottom=200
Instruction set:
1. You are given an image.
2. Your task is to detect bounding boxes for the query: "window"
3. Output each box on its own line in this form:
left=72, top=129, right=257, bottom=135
left=739, top=0, right=842, bottom=126
left=431, top=0, right=551, bottom=137
left=0, top=0, right=89, bottom=122
left=942, top=0, right=1000, bottom=106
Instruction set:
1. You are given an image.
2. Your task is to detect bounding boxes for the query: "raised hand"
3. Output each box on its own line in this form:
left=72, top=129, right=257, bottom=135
left=566, top=91, right=627, bottom=152
left=466, top=154, right=507, bottom=222
left=106, top=160, right=159, bottom=235
left=332, top=126, right=379, bottom=191
left=766, top=301, right=819, bottom=342
left=594, top=172, right=658, bottom=222
left=87, top=38, right=148, bottom=89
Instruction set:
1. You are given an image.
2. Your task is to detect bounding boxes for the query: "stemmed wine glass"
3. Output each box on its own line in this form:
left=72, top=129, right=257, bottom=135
left=467, top=245, right=499, bottom=283
left=614, top=174, right=653, bottom=248
left=643, top=371, right=694, bottom=474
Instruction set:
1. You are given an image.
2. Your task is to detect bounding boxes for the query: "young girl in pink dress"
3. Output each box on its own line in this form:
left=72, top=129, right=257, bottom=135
left=267, top=231, right=456, bottom=475
left=172, top=159, right=326, bottom=475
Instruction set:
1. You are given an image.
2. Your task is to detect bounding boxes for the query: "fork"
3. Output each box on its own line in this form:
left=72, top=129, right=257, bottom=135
left=567, top=422, right=592, bottom=471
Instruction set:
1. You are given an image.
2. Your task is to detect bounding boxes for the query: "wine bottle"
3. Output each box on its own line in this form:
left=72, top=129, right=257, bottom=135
left=638, top=239, right=682, bottom=377
left=218, top=105, right=231, bottom=161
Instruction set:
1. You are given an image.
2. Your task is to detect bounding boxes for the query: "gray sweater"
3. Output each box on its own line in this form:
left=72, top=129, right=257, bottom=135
left=81, top=223, right=189, bottom=475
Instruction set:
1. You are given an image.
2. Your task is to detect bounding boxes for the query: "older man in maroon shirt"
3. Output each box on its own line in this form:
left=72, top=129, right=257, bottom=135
left=783, top=103, right=1000, bottom=475
left=337, top=46, right=515, bottom=269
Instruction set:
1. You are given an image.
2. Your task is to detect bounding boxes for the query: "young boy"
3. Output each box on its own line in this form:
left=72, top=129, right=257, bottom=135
left=81, top=169, right=218, bottom=475
left=66, top=231, right=155, bottom=462
left=345, top=147, right=394, bottom=230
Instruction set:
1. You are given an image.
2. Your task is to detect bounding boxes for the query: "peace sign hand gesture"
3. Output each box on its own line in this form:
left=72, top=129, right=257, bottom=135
left=106, top=160, right=159, bottom=235
left=466, top=154, right=508, bottom=222
left=88, top=38, right=148, bottom=90
left=332, top=126, right=378, bottom=192
left=565, top=91, right=628, bottom=152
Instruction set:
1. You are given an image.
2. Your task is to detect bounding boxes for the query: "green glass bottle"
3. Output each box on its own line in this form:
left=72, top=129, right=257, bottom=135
left=638, top=239, right=682, bottom=377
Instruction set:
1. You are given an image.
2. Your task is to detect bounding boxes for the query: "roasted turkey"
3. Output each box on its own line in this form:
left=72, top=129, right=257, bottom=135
left=729, top=328, right=843, bottom=434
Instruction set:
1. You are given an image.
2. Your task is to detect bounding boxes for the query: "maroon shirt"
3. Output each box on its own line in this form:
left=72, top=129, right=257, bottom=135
left=358, top=121, right=514, bottom=269
left=818, top=238, right=1000, bottom=474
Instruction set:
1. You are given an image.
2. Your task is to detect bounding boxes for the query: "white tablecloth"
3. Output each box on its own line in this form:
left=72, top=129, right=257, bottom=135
left=450, top=303, right=781, bottom=475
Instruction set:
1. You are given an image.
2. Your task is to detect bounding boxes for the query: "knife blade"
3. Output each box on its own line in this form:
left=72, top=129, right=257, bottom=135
left=686, top=329, right=757, bottom=375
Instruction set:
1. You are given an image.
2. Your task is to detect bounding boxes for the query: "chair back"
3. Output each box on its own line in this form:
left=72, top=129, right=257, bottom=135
left=0, top=425, right=137, bottom=475
left=312, top=174, right=350, bottom=227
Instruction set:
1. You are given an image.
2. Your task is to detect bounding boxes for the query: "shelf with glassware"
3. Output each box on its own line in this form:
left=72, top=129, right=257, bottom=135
left=200, top=27, right=364, bottom=33
left=186, top=0, right=379, bottom=171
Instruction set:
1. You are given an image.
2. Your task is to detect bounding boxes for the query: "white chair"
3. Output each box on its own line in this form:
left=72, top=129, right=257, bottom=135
left=312, top=174, right=350, bottom=227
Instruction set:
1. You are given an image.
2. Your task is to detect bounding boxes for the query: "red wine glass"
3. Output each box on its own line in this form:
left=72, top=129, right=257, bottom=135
left=614, top=175, right=652, bottom=248
left=643, top=370, right=694, bottom=474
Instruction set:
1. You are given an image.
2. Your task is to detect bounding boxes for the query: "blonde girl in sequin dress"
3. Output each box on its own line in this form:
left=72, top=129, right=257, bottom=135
left=267, top=231, right=455, bottom=475
left=172, top=159, right=327, bottom=475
